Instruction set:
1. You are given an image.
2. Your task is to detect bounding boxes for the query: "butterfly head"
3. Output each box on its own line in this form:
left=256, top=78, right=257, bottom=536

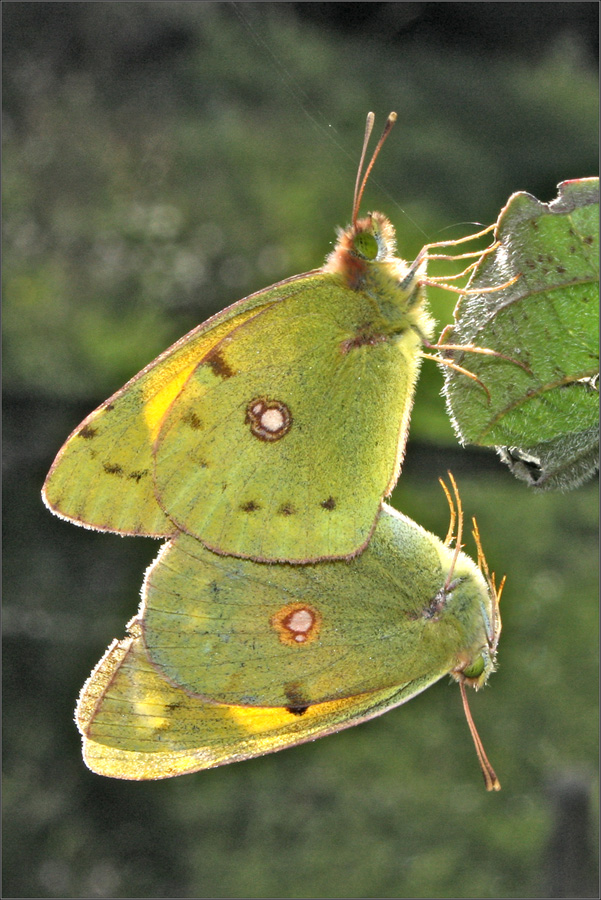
left=452, top=637, right=496, bottom=692
left=350, top=211, right=397, bottom=261
left=447, top=559, right=503, bottom=696
left=437, top=474, right=503, bottom=694
left=324, top=211, right=411, bottom=292
left=322, top=112, right=412, bottom=290
left=327, top=208, right=396, bottom=261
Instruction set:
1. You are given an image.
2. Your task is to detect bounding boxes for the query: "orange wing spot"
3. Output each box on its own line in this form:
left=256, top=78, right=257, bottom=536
left=246, top=398, right=292, bottom=442
left=271, top=603, right=322, bottom=647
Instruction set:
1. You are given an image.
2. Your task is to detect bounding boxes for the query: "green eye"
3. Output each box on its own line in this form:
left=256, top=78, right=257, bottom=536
left=463, top=655, right=485, bottom=679
left=353, top=232, right=379, bottom=260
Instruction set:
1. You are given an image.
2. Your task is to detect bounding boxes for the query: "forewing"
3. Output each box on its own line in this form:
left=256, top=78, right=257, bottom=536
left=42, top=275, right=312, bottom=535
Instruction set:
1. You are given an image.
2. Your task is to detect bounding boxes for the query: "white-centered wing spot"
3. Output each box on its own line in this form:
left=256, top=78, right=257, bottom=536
left=271, top=602, right=321, bottom=647
left=246, top=398, right=292, bottom=442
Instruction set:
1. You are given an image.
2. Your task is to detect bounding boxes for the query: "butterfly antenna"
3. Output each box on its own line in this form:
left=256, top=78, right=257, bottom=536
left=352, top=112, right=375, bottom=227
left=460, top=681, right=501, bottom=791
left=352, top=111, right=397, bottom=227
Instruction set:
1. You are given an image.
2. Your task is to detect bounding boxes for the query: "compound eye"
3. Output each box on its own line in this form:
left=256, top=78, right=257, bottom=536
left=353, top=231, right=379, bottom=260
left=463, top=655, right=485, bottom=679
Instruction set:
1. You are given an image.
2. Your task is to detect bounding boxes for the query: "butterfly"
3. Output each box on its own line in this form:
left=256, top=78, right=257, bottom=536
left=42, top=112, right=440, bottom=563
left=76, top=476, right=503, bottom=789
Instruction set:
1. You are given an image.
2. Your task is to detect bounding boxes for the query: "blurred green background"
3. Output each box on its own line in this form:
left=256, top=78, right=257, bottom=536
left=3, top=3, right=598, bottom=897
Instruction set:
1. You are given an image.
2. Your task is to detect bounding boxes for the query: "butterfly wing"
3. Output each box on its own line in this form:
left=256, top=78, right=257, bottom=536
left=41, top=275, right=315, bottom=536
left=42, top=270, right=422, bottom=560
left=76, top=506, right=497, bottom=780
left=141, top=524, right=447, bottom=708
left=153, top=275, right=424, bottom=561
left=140, top=507, right=495, bottom=708
left=76, top=623, right=442, bottom=780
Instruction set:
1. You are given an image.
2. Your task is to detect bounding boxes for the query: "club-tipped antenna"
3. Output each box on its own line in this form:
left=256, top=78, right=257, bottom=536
left=352, top=111, right=397, bottom=227
left=460, top=681, right=501, bottom=791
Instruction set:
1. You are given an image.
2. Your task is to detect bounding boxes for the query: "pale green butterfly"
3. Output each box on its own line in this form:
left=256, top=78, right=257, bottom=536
left=77, top=476, right=503, bottom=788
left=43, top=113, right=499, bottom=564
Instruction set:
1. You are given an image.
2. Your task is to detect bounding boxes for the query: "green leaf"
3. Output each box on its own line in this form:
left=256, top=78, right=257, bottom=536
left=496, top=419, right=598, bottom=491
left=441, top=177, right=599, bottom=490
